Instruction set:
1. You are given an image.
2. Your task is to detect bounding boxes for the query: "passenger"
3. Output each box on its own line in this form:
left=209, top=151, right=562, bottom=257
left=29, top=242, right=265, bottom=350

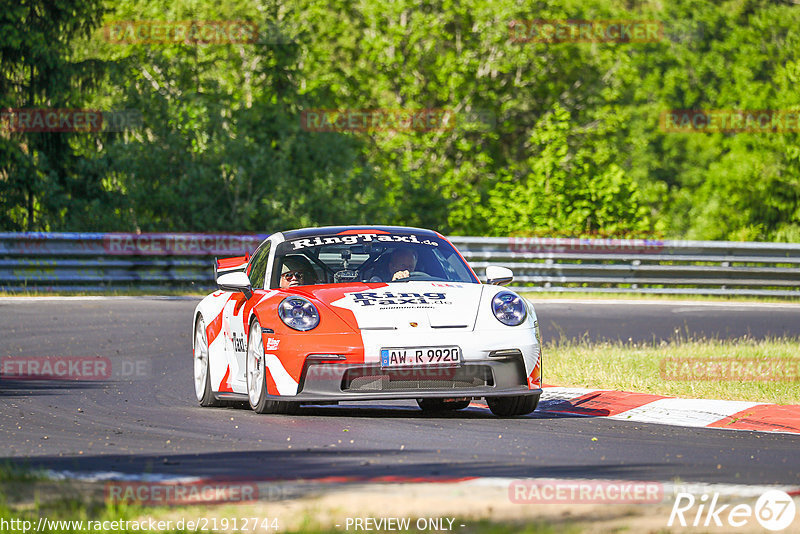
left=279, top=255, right=316, bottom=289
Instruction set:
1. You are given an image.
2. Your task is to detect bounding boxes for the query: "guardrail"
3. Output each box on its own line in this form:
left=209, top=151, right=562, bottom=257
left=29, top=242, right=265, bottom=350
left=0, top=233, right=266, bottom=292
left=450, top=237, right=800, bottom=297
left=1, top=233, right=799, bottom=296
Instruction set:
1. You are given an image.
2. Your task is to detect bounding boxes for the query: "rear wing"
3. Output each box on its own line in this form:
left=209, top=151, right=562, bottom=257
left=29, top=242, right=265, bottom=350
left=214, top=253, right=250, bottom=279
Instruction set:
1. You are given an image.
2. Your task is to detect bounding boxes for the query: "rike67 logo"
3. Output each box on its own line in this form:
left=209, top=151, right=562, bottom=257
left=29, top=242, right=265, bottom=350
left=669, top=490, right=797, bottom=531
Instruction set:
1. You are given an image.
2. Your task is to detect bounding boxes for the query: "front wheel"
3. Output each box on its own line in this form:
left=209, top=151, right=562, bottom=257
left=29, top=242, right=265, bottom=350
left=246, top=320, right=298, bottom=415
left=487, top=394, right=539, bottom=417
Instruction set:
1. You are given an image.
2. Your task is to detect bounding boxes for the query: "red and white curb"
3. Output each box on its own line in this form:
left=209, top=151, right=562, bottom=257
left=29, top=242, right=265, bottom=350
left=538, top=387, right=800, bottom=435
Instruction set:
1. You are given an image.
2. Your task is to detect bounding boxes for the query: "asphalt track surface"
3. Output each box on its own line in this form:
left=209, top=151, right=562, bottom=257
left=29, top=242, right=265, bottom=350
left=1, top=297, right=799, bottom=485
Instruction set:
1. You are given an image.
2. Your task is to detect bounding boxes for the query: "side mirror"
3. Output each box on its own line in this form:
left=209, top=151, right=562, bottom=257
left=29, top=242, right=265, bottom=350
left=485, top=265, right=513, bottom=286
left=217, top=271, right=253, bottom=299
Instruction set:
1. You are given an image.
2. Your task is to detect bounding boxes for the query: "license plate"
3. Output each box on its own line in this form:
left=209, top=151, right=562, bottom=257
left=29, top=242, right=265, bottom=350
left=380, top=346, right=461, bottom=367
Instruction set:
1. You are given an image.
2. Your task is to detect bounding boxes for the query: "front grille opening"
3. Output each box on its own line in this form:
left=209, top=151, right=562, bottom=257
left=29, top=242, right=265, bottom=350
left=342, top=366, right=493, bottom=392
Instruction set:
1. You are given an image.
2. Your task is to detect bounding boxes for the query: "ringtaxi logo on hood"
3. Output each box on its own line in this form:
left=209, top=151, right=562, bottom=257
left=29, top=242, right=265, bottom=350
left=349, top=291, right=449, bottom=307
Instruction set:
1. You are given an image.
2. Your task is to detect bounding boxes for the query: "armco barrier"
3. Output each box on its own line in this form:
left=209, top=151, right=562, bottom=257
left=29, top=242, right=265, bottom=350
left=0, top=233, right=267, bottom=292
left=1, top=233, right=799, bottom=296
left=450, top=236, right=800, bottom=297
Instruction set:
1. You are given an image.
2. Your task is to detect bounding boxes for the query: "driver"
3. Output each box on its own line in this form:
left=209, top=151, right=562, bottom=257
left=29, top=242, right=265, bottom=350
left=279, top=255, right=316, bottom=289
left=388, top=247, right=418, bottom=281
left=367, top=247, right=417, bottom=282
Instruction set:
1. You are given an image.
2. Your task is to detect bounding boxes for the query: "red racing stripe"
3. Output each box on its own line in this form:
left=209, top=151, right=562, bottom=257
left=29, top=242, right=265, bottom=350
left=205, top=299, right=230, bottom=345
left=264, top=364, right=280, bottom=396
left=527, top=361, right=541, bottom=389
left=242, top=292, right=269, bottom=337
left=218, top=365, right=233, bottom=393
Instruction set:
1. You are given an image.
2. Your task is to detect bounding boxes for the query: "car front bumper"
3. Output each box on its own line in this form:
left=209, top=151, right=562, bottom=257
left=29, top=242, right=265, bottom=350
left=270, top=355, right=540, bottom=402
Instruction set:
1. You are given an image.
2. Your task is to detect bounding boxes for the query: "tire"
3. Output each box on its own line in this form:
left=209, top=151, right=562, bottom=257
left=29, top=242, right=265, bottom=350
left=246, top=319, right=298, bottom=415
left=194, top=315, right=223, bottom=407
left=487, top=394, right=540, bottom=417
left=416, top=398, right=471, bottom=412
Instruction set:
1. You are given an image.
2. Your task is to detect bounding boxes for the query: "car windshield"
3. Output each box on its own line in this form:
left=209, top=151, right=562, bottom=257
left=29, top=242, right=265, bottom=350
left=271, top=231, right=478, bottom=287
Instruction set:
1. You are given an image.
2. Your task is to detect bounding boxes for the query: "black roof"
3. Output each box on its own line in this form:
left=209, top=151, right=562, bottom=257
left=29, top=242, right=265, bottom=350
left=281, top=225, right=441, bottom=240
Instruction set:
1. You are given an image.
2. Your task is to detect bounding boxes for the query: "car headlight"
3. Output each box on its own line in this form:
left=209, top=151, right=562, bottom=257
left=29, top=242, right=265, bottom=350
left=491, top=291, right=527, bottom=326
left=278, top=296, right=320, bottom=331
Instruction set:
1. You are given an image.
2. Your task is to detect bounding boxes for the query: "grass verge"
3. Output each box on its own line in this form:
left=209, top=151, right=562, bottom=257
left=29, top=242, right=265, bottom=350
left=0, top=485, right=572, bottom=534
left=0, top=462, right=47, bottom=483
left=545, top=336, right=800, bottom=404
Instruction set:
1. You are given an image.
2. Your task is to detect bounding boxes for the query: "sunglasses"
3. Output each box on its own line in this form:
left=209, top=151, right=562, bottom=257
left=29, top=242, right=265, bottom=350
left=281, top=270, right=305, bottom=280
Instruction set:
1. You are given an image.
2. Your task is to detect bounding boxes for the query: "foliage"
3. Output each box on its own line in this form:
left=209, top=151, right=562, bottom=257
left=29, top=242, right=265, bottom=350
left=0, top=0, right=798, bottom=240
left=0, top=0, right=108, bottom=230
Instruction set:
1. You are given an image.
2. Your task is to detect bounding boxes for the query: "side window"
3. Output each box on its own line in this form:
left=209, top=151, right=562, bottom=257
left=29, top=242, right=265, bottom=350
left=434, top=248, right=471, bottom=281
left=247, top=242, right=271, bottom=289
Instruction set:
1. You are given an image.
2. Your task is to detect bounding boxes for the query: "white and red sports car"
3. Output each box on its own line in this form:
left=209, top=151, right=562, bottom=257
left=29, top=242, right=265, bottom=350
left=192, top=226, right=542, bottom=416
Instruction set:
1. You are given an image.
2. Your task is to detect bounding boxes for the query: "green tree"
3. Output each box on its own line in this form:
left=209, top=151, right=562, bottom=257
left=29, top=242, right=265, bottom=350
left=0, top=0, right=108, bottom=230
left=79, top=0, right=380, bottom=232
